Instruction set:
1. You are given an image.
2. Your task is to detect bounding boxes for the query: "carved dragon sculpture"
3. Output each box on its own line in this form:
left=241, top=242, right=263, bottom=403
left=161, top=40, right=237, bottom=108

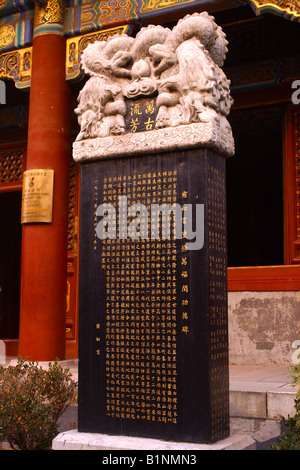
left=75, top=12, right=232, bottom=140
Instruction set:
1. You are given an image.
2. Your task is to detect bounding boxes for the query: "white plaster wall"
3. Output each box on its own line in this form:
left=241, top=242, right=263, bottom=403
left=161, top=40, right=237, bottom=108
left=228, top=291, right=300, bottom=365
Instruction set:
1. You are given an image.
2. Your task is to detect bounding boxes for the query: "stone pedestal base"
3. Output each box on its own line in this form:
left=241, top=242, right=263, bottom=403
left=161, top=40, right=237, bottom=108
left=52, top=430, right=256, bottom=451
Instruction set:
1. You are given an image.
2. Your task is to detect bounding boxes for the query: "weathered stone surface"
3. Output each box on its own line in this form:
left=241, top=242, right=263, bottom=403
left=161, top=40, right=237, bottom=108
left=230, top=417, right=282, bottom=444
left=228, top=291, right=299, bottom=365
left=267, top=390, right=297, bottom=419
left=230, top=390, right=267, bottom=419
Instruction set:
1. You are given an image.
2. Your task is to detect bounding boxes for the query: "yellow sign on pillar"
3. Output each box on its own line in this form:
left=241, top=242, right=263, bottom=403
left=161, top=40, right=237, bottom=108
left=21, top=169, right=54, bottom=224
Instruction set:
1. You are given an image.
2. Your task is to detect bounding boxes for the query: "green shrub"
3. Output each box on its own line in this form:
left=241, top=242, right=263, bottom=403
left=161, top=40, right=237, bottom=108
left=0, top=358, right=77, bottom=450
left=271, top=363, right=300, bottom=450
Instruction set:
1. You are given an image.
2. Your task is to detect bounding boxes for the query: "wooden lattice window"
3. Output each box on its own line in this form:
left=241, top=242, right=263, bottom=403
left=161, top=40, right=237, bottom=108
left=0, top=149, right=24, bottom=186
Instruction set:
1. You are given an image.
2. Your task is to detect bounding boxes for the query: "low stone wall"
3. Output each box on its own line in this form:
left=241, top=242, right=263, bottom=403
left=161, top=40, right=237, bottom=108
left=228, top=291, right=299, bottom=366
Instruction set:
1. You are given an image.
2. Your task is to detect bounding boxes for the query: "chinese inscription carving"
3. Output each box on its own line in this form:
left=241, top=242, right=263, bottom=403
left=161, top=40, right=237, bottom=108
left=101, top=170, right=178, bottom=423
left=125, top=98, right=158, bottom=133
left=78, top=149, right=229, bottom=443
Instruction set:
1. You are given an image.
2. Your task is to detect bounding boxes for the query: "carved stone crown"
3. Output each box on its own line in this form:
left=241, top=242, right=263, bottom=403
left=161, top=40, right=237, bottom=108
left=73, top=12, right=235, bottom=161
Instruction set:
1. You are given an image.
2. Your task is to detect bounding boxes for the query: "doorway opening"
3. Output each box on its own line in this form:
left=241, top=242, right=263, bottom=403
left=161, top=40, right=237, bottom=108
left=0, top=191, right=22, bottom=339
left=226, top=104, right=285, bottom=267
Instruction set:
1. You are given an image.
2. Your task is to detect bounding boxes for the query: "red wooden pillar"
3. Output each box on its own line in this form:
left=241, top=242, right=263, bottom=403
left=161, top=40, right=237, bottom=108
left=18, top=0, right=70, bottom=361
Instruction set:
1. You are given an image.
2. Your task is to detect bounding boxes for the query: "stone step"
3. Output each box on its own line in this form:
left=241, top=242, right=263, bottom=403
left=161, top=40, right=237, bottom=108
left=228, top=364, right=298, bottom=448
left=229, top=364, right=297, bottom=420
left=230, top=385, right=297, bottom=420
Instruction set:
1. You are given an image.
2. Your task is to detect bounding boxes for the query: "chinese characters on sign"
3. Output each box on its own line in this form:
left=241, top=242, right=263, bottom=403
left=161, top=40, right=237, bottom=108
left=207, top=164, right=229, bottom=441
left=98, top=170, right=179, bottom=423
left=21, top=169, right=54, bottom=224
left=125, top=98, right=157, bottom=134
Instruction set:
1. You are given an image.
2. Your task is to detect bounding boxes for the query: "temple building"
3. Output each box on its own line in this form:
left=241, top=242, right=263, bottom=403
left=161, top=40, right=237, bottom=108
left=0, top=0, right=299, bottom=362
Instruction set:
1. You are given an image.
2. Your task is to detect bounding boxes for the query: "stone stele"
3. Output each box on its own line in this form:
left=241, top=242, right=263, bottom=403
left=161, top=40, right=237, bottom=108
left=73, top=12, right=235, bottom=161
